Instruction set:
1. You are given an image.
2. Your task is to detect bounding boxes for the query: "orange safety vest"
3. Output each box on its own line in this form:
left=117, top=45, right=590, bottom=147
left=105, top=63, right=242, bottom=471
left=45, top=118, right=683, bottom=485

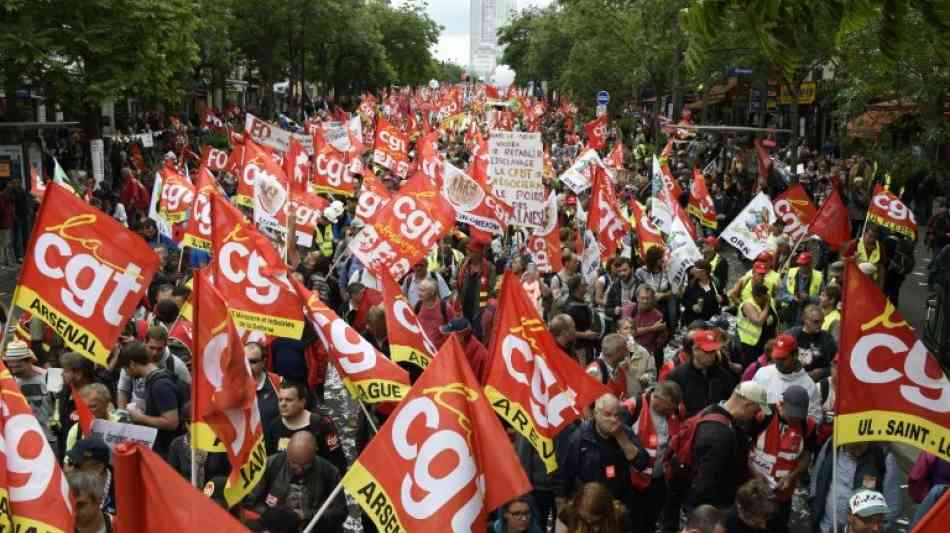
left=626, top=392, right=681, bottom=490
left=748, top=414, right=815, bottom=501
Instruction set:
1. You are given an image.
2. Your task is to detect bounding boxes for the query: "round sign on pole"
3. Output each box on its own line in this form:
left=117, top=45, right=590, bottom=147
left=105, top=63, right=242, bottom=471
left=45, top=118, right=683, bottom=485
left=597, top=91, right=610, bottom=105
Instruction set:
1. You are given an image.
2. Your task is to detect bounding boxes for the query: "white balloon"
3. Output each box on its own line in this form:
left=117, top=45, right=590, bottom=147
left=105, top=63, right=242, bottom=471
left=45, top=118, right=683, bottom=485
left=491, top=64, right=516, bottom=91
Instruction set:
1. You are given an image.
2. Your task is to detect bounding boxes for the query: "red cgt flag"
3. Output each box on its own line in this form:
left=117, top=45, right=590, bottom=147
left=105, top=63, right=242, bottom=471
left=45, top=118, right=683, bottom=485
left=342, top=334, right=531, bottom=533
left=379, top=272, right=436, bottom=373
left=311, top=141, right=355, bottom=197
left=809, top=188, right=851, bottom=250
left=587, top=165, right=631, bottom=260
left=71, top=385, right=95, bottom=437
left=868, top=183, right=917, bottom=239
left=192, top=269, right=267, bottom=506
left=349, top=172, right=456, bottom=282
left=836, top=261, right=950, bottom=461
left=373, top=116, right=410, bottom=178
left=13, top=183, right=160, bottom=366
left=0, top=361, right=74, bottom=532
left=181, top=165, right=218, bottom=252
left=773, top=183, right=817, bottom=242
left=527, top=191, right=563, bottom=273
left=283, top=136, right=310, bottom=198
left=292, top=277, right=411, bottom=404
left=157, top=166, right=196, bottom=225
left=485, top=271, right=612, bottom=473
left=114, top=443, right=249, bottom=533
left=355, top=167, right=391, bottom=226
left=687, top=169, right=718, bottom=229
left=605, top=141, right=624, bottom=170
left=584, top=115, right=608, bottom=151
left=210, top=194, right=304, bottom=339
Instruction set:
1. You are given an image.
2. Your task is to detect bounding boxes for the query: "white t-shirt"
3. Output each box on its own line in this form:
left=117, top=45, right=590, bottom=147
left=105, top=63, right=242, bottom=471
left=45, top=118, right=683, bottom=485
left=752, top=364, right=822, bottom=423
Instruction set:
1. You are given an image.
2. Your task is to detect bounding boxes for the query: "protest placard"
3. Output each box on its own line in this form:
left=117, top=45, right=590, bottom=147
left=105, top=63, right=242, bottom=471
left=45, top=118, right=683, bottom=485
left=488, top=130, right=544, bottom=228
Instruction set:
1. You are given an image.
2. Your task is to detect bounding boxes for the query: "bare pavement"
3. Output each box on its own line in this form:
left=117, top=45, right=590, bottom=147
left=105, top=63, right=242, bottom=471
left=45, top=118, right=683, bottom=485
left=0, top=238, right=936, bottom=532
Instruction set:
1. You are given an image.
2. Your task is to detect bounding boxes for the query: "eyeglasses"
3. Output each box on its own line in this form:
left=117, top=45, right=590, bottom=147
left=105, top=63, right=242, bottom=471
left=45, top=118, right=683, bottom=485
left=247, top=359, right=263, bottom=364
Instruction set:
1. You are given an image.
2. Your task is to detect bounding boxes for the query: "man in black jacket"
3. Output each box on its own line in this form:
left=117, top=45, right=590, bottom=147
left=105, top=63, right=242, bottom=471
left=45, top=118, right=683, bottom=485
left=557, top=393, right=649, bottom=513
left=666, top=330, right=739, bottom=416
left=246, top=432, right=347, bottom=532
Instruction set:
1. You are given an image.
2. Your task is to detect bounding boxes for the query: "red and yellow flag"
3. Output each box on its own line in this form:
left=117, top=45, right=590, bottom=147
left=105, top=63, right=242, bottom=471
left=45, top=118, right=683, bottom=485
left=342, top=334, right=531, bottom=532
left=836, top=261, right=950, bottom=461
left=181, top=165, right=218, bottom=252
left=13, top=183, right=160, bottom=365
left=868, top=183, right=917, bottom=239
left=687, top=169, right=717, bottom=229
left=773, top=183, right=817, bottom=242
left=485, top=271, right=611, bottom=473
left=379, top=273, right=436, bottom=372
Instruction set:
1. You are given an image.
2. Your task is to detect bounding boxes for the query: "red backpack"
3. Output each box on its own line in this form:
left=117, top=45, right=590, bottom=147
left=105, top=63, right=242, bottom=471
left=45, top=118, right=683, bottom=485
left=661, top=409, right=732, bottom=490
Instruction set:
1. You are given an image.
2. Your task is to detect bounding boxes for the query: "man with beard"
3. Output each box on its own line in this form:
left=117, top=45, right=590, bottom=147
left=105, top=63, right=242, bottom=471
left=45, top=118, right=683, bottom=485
left=604, top=257, right=637, bottom=333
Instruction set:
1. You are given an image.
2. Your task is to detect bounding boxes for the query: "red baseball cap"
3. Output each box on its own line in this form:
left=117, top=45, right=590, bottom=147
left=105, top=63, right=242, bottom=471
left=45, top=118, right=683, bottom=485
left=796, top=252, right=813, bottom=266
left=692, top=330, right=722, bottom=352
left=771, top=333, right=798, bottom=359
left=753, top=261, right=768, bottom=274
left=757, top=251, right=774, bottom=264
left=704, top=236, right=718, bottom=248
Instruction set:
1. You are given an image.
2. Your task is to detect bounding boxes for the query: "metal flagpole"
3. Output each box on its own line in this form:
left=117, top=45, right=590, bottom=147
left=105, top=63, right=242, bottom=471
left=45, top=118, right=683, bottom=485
left=190, top=441, right=198, bottom=488
left=832, top=415, right=839, bottom=533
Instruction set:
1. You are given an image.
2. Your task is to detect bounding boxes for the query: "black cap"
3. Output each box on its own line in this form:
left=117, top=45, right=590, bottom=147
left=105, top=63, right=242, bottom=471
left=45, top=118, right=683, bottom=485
left=66, top=437, right=111, bottom=467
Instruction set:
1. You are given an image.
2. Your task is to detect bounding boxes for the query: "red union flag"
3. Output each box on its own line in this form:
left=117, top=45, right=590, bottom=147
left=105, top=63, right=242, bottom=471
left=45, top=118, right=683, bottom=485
left=349, top=172, right=456, bottom=281
left=418, top=131, right=443, bottom=185
left=868, top=183, right=917, bottom=239
left=355, top=167, right=391, bottom=225
left=288, top=191, right=329, bottom=248
left=181, top=166, right=218, bottom=252
left=292, top=278, right=411, bottom=403
left=442, top=162, right=513, bottom=236
left=587, top=165, right=630, bottom=260
left=380, top=273, right=435, bottom=372
left=836, top=261, right=950, bottom=461
left=373, top=116, right=410, bottom=178
left=605, top=141, right=624, bottom=170
left=485, top=271, right=611, bottom=472
left=687, top=169, right=717, bottom=229
left=528, top=191, right=563, bottom=273
left=200, top=144, right=230, bottom=172
left=236, top=138, right=276, bottom=208
left=13, top=184, right=159, bottom=365
left=210, top=194, right=304, bottom=339
left=773, top=183, right=817, bottom=241
left=342, top=334, right=531, bottom=533
left=157, top=166, right=196, bottom=224
left=312, top=142, right=355, bottom=197
left=584, top=115, right=608, bottom=151
left=809, top=188, right=851, bottom=250
left=201, top=107, right=225, bottom=132
left=192, top=270, right=266, bottom=506
left=630, top=200, right=664, bottom=258
left=0, top=361, right=74, bottom=532
left=283, top=136, right=310, bottom=197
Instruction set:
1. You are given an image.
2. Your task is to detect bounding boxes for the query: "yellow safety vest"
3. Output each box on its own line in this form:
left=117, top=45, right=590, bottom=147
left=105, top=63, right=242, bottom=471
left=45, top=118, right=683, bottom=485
left=856, top=240, right=882, bottom=279
left=313, top=225, right=334, bottom=257
left=737, top=298, right=765, bottom=346
left=786, top=268, right=824, bottom=298
left=822, top=308, right=841, bottom=332
left=740, top=271, right=779, bottom=302
left=427, top=247, right=464, bottom=274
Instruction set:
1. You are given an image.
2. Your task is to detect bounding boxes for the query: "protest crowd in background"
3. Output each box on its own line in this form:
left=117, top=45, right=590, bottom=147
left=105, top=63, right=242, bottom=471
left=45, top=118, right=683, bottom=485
left=0, top=83, right=948, bottom=533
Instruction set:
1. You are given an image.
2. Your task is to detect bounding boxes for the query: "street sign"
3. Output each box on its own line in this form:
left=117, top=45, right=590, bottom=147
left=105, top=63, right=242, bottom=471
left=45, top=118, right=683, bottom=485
left=597, top=91, right=609, bottom=105
left=728, top=67, right=753, bottom=76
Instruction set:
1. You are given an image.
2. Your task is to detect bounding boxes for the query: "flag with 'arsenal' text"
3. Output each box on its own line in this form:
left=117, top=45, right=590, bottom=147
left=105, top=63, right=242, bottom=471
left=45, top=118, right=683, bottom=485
left=0, top=361, right=74, bottom=532
left=868, top=184, right=917, bottom=239
left=380, top=273, right=436, bottom=372
left=342, top=334, right=531, bottom=533
left=485, top=271, right=611, bottom=473
left=13, top=183, right=160, bottom=365
left=192, top=269, right=267, bottom=506
left=587, top=165, right=630, bottom=260
left=292, top=278, right=411, bottom=404
left=836, top=261, right=950, bottom=461
left=211, top=194, right=304, bottom=339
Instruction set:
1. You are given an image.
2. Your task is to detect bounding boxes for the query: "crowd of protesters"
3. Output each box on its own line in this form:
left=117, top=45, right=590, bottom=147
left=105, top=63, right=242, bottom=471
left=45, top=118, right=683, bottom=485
left=3, top=90, right=948, bottom=533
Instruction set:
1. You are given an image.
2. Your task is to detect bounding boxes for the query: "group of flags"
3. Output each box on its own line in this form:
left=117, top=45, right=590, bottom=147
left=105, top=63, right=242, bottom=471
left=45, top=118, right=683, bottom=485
left=4, top=91, right=946, bottom=531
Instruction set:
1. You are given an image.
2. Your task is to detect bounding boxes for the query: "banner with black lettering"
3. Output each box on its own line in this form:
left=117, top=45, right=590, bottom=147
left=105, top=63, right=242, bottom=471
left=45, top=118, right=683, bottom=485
left=720, top=192, right=776, bottom=260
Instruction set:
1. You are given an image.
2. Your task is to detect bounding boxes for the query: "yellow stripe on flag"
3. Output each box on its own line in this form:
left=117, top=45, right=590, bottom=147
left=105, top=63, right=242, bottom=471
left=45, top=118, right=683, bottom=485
left=342, top=460, right=408, bottom=533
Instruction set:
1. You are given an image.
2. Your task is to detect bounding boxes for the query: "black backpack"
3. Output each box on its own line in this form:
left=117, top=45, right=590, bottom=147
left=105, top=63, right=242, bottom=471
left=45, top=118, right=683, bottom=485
left=144, top=368, right=189, bottom=433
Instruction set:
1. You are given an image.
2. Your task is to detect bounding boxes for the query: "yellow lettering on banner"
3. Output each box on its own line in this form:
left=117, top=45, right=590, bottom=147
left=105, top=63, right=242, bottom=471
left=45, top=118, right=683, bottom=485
left=837, top=411, right=950, bottom=462
left=228, top=309, right=304, bottom=339
left=224, top=436, right=267, bottom=507
left=352, top=379, right=409, bottom=404
left=342, top=460, right=406, bottom=533
left=11, top=513, right=64, bottom=533
left=484, top=385, right=558, bottom=473
left=0, top=488, right=10, bottom=531
left=181, top=234, right=212, bottom=253
left=160, top=210, right=187, bottom=225
left=234, top=194, right=253, bottom=208
left=191, top=421, right=227, bottom=452
left=867, top=213, right=915, bottom=239
left=14, top=286, right=107, bottom=366
left=389, top=344, right=431, bottom=370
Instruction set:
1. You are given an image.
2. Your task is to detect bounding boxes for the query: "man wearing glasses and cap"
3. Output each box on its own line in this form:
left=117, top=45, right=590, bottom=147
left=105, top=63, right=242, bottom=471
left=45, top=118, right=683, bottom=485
left=746, top=385, right=818, bottom=532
